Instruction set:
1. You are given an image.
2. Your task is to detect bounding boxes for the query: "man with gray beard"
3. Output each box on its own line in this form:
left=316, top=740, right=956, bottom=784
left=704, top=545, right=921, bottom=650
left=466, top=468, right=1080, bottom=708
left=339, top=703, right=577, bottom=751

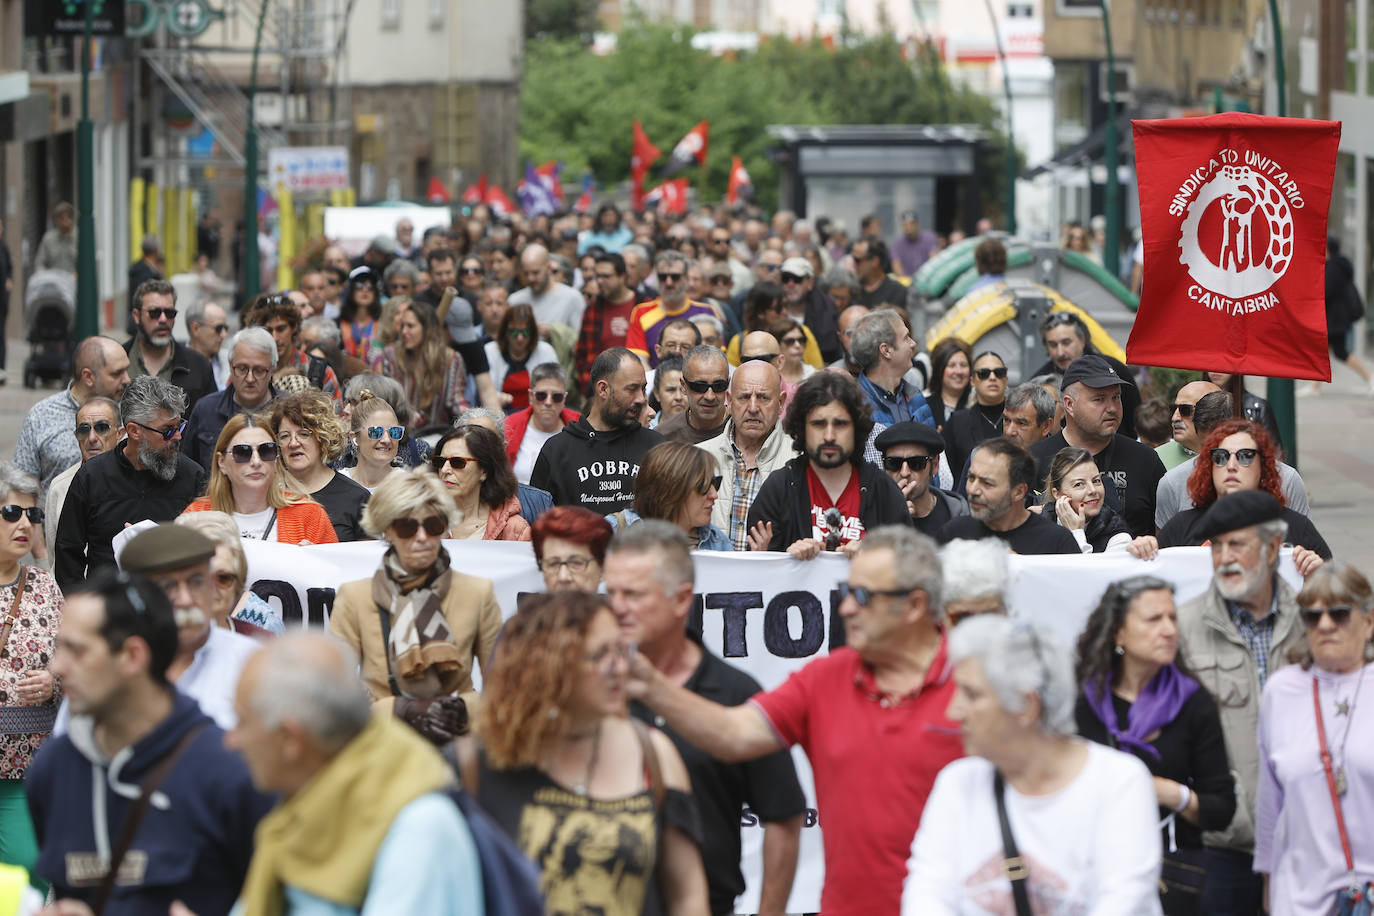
left=54, top=375, right=206, bottom=589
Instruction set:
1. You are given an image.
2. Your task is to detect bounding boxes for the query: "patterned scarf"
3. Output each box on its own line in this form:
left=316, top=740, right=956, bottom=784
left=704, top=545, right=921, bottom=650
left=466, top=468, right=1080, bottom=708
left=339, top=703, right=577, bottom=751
left=369, top=545, right=462, bottom=698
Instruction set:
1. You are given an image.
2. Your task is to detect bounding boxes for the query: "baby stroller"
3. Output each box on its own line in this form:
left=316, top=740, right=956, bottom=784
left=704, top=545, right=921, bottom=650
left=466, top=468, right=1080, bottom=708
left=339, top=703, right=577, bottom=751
left=23, top=270, right=76, bottom=388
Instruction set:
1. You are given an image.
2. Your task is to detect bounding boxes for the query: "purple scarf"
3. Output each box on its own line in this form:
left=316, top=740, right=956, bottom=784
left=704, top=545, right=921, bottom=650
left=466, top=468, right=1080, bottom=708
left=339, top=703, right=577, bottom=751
left=1085, top=664, right=1199, bottom=760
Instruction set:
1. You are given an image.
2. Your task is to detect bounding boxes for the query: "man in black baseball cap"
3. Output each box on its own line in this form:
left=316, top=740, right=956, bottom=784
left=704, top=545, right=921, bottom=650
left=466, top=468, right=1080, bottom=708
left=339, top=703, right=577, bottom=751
left=874, top=421, right=969, bottom=537
left=1030, top=354, right=1166, bottom=537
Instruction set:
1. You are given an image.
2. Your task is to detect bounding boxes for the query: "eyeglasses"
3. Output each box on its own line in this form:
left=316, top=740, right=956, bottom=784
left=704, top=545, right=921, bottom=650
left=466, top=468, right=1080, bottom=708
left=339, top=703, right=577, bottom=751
left=685, top=378, right=729, bottom=394
left=739, top=353, right=777, bottom=363
left=974, top=367, right=1009, bottom=380
left=584, top=641, right=635, bottom=672
left=277, top=428, right=314, bottom=445
left=460, top=266, right=485, bottom=276
left=228, top=442, right=281, bottom=463
left=366, top=426, right=405, bottom=441
left=698, top=475, right=723, bottom=495
left=1299, top=605, right=1357, bottom=628
left=780, top=335, right=805, bottom=346
left=75, top=421, right=114, bottom=437
left=1172, top=403, right=1195, bottom=418
left=537, top=555, right=595, bottom=573
left=532, top=390, right=567, bottom=404
left=231, top=364, right=272, bottom=380
left=781, top=273, right=806, bottom=284
left=594, top=272, right=618, bottom=282
left=213, top=571, right=240, bottom=588
left=211, top=324, right=228, bottom=333
left=1209, top=447, right=1259, bottom=467
left=506, top=327, right=533, bottom=339
left=711, top=275, right=732, bottom=283
left=837, top=582, right=915, bottom=607
left=141, top=307, right=177, bottom=321
left=390, top=515, right=447, bottom=539
left=430, top=455, right=473, bottom=471
left=130, top=419, right=187, bottom=441
left=658, top=272, right=684, bottom=283
left=758, top=263, right=780, bottom=273
left=882, top=454, right=933, bottom=473
left=0, top=505, right=43, bottom=524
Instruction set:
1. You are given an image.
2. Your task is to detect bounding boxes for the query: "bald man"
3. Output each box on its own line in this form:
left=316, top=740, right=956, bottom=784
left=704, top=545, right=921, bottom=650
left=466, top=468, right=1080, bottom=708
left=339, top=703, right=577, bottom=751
left=828, top=304, right=872, bottom=374
left=508, top=242, right=585, bottom=333
left=1156, top=379, right=1221, bottom=470
left=698, top=360, right=800, bottom=549
left=15, top=336, right=131, bottom=500
left=739, top=330, right=781, bottom=369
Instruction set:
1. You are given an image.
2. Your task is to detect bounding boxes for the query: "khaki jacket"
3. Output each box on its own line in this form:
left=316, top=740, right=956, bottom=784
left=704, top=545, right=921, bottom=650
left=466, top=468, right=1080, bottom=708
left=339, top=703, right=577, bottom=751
left=329, top=569, right=503, bottom=714
left=1176, top=574, right=1306, bottom=853
left=697, top=419, right=800, bottom=537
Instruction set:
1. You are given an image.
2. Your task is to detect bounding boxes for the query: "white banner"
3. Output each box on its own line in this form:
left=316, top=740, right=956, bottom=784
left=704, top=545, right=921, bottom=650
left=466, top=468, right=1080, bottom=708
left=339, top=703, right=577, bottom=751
left=238, top=540, right=1301, bottom=915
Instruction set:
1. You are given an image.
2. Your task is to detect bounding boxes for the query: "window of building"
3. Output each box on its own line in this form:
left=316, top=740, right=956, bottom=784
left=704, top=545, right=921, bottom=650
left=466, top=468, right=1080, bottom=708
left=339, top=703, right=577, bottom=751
left=429, top=0, right=444, bottom=29
left=1053, top=63, right=1091, bottom=150
left=381, top=0, right=400, bottom=29
left=1056, top=0, right=1100, bottom=17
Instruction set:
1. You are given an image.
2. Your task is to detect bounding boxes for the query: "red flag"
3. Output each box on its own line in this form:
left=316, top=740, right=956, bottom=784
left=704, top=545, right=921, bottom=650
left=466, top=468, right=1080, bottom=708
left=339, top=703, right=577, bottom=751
left=662, top=121, right=710, bottom=176
left=535, top=161, right=565, bottom=204
left=643, top=178, right=689, bottom=216
left=1128, top=113, right=1340, bottom=381
left=726, top=155, right=753, bottom=206
left=484, top=183, right=516, bottom=217
left=460, top=175, right=488, bottom=204
left=426, top=176, right=451, bottom=204
left=630, top=120, right=661, bottom=210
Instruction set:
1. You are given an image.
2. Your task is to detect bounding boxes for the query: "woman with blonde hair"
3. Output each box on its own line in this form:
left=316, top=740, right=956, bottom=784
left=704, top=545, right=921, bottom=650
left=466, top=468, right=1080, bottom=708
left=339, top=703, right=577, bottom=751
left=268, top=390, right=371, bottom=541
left=462, top=591, right=709, bottom=916
left=375, top=300, right=467, bottom=429
left=174, top=510, right=284, bottom=637
left=329, top=469, right=502, bottom=745
left=342, top=390, right=407, bottom=493
left=364, top=294, right=410, bottom=367
left=182, top=413, right=339, bottom=544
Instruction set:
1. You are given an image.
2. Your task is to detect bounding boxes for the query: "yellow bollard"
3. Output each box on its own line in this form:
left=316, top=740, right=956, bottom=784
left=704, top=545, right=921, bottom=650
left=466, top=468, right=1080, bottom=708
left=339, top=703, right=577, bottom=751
left=129, top=179, right=146, bottom=265
left=276, top=189, right=296, bottom=290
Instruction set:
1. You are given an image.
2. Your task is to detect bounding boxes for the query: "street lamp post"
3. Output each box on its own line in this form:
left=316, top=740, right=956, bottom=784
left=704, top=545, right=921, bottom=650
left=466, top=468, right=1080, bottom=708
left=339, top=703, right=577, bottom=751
left=75, top=0, right=98, bottom=339
left=982, top=0, right=1017, bottom=233
left=243, top=0, right=270, bottom=299
left=1098, top=0, right=1119, bottom=284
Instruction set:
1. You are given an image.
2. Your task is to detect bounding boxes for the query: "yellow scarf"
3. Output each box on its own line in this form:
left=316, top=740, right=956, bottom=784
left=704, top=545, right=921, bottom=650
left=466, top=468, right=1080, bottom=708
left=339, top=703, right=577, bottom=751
left=236, top=711, right=453, bottom=916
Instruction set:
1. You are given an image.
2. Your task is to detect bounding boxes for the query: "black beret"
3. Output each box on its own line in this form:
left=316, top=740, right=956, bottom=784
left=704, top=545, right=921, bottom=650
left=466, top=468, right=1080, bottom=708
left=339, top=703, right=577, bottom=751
left=120, top=523, right=216, bottom=576
left=1195, top=490, right=1283, bottom=542
left=1062, top=354, right=1136, bottom=390
left=874, top=421, right=945, bottom=455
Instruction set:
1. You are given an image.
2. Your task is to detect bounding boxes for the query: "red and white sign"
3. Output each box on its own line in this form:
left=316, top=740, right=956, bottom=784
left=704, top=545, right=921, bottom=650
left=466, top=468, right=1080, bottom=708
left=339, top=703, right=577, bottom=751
left=1129, top=113, right=1340, bottom=380
left=268, top=146, right=350, bottom=194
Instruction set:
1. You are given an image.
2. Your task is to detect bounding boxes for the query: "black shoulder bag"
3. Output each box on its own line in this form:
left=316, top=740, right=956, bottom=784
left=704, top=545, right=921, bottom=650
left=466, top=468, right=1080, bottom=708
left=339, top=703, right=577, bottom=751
left=994, top=771, right=1033, bottom=916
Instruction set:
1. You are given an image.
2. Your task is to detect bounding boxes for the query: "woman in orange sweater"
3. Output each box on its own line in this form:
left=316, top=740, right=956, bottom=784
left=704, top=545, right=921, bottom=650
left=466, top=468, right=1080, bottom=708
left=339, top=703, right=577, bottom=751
left=182, top=413, right=339, bottom=544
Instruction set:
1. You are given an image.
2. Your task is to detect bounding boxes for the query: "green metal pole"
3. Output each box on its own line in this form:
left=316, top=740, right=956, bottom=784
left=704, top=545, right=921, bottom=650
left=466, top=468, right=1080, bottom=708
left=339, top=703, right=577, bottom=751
left=1263, top=0, right=1296, bottom=467
left=1099, top=0, right=1119, bottom=282
left=243, top=0, right=270, bottom=300
left=75, top=0, right=98, bottom=339
left=979, top=0, right=1017, bottom=233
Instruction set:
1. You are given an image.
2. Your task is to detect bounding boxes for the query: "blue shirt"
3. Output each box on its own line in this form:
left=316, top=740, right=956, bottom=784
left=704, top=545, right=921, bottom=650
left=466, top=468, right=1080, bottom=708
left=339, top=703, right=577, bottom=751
left=857, top=372, right=935, bottom=428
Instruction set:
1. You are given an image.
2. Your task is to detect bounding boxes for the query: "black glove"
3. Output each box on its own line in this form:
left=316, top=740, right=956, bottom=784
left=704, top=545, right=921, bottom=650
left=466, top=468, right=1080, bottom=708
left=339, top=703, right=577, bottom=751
left=393, top=695, right=469, bottom=744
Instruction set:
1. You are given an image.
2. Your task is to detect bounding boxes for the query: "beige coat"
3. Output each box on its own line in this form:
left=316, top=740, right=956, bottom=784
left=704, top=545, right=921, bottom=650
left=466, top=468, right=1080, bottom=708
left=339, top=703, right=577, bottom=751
left=329, top=569, right=503, bottom=714
left=697, top=419, right=800, bottom=538
left=1176, top=574, right=1305, bottom=853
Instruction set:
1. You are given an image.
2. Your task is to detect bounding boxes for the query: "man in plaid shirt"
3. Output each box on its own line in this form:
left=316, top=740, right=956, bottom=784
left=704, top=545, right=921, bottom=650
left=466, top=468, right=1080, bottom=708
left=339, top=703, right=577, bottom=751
left=695, top=361, right=798, bottom=550
left=573, top=253, right=641, bottom=396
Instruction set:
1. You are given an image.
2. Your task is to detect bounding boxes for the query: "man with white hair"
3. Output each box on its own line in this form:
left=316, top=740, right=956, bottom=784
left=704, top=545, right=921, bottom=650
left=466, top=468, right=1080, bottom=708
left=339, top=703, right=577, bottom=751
left=226, top=633, right=484, bottom=912
left=185, top=299, right=230, bottom=391
left=44, top=397, right=123, bottom=559
left=937, top=537, right=1009, bottom=625
left=184, top=326, right=280, bottom=470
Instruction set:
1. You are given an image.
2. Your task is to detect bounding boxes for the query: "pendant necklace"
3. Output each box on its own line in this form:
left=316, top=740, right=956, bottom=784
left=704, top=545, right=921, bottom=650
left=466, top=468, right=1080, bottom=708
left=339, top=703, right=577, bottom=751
left=1326, top=664, right=1365, bottom=796
left=572, top=719, right=603, bottom=797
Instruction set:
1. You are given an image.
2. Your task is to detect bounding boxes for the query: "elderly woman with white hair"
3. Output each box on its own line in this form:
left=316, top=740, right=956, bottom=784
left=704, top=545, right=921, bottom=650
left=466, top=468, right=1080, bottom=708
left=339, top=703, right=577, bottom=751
left=328, top=469, right=502, bottom=746
left=938, top=538, right=1011, bottom=626
left=903, top=616, right=1164, bottom=915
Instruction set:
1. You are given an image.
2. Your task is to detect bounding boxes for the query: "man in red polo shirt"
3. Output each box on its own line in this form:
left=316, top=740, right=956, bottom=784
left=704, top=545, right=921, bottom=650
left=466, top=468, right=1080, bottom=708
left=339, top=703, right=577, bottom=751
left=628, top=525, right=963, bottom=916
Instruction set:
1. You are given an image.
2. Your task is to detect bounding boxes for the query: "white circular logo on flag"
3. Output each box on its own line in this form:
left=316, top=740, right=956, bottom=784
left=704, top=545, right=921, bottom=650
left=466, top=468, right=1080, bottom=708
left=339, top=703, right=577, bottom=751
left=1177, top=164, right=1294, bottom=299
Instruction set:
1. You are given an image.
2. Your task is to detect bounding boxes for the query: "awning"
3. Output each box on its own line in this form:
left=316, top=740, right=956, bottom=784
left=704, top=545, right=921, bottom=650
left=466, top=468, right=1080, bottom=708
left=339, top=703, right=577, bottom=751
left=1022, top=113, right=1133, bottom=180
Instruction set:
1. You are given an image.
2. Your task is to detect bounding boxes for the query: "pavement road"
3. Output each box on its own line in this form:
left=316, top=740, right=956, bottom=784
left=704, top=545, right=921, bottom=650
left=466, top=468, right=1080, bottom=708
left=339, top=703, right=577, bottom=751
left=0, top=336, right=1371, bottom=573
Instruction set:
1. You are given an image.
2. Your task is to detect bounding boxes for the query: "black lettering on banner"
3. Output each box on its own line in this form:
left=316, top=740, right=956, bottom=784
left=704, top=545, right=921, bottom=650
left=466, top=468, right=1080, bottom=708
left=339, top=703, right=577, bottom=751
left=704, top=592, right=764, bottom=657
left=763, top=591, right=825, bottom=659
left=250, top=579, right=304, bottom=626
left=686, top=595, right=704, bottom=642
left=828, top=588, right=848, bottom=651
left=305, top=588, right=335, bottom=627
left=742, top=807, right=820, bottom=828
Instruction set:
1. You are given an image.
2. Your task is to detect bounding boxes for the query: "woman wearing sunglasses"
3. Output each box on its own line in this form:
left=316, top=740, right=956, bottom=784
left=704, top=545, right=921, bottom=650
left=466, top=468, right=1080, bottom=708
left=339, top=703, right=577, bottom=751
left=768, top=317, right=815, bottom=396
left=330, top=469, right=502, bottom=745
left=1154, top=419, right=1329, bottom=563
left=503, top=362, right=579, bottom=485
left=611, top=442, right=730, bottom=551
left=182, top=414, right=339, bottom=545
left=457, top=256, right=486, bottom=304
left=0, top=463, right=65, bottom=888
left=485, top=304, right=559, bottom=414
left=1255, top=561, right=1374, bottom=916
left=268, top=390, right=371, bottom=542
left=941, top=350, right=1009, bottom=480
left=430, top=425, right=529, bottom=542
left=340, top=266, right=382, bottom=359
left=341, top=390, right=408, bottom=493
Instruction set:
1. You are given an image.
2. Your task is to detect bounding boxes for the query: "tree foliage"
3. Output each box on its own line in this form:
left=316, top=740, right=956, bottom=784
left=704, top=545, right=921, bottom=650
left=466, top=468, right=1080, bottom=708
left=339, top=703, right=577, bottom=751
left=524, top=0, right=600, bottom=41
left=519, top=25, right=1015, bottom=215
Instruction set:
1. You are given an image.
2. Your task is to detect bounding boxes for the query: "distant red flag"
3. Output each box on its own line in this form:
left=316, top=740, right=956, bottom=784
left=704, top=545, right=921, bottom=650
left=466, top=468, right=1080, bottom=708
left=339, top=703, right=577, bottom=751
left=631, top=120, right=662, bottom=210
left=643, top=178, right=689, bottom=216
left=662, top=121, right=710, bottom=177
left=726, top=156, right=753, bottom=206
left=484, top=183, right=516, bottom=217
left=1129, top=113, right=1340, bottom=381
left=460, top=174, right=488, bottom=205
left=426, top=176, right=451, bottom=204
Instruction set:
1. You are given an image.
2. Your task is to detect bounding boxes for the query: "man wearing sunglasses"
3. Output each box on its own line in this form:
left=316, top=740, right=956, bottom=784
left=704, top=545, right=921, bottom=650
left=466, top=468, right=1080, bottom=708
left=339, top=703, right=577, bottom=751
left=626, top=250, right=729, bottom=370
left=1175, top=490, right=1314, bottom=916
left=657, top=346, right=730, bottom=447
left=874, top=421, right=968, bottom=538
left=1029, top=355, right=1166, bottom=538
left=54, top=376, right=207, bottom=589
left=43, top=397, right=122, bottom=560
left=125, top=280, right=217, bottom=413
left=850, top=236, right=908, bottom=310
left=1155, top=379, right=1221, bottom=470
left=778, top=257, right=842, bottom=365
left=185, top=300, right=230, bottom=392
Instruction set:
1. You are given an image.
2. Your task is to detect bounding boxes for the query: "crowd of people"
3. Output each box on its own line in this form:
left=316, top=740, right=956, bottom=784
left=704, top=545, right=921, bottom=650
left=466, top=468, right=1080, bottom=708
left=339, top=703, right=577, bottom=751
left=0, top=198, right=1366, bottom=915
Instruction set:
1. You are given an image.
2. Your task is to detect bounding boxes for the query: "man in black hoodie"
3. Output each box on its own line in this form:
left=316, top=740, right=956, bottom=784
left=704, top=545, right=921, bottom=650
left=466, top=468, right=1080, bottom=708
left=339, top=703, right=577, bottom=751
left=27, top=567, right=271, bottom=915
left=746, top=372, right=910, bottom=557
left=530, top=346, right=664, bottom=514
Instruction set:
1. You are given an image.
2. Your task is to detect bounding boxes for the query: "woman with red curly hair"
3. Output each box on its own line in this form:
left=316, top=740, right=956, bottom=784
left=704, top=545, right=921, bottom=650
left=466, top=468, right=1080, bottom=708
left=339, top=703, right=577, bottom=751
left=1156, top=419, right=1330, bottom=557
